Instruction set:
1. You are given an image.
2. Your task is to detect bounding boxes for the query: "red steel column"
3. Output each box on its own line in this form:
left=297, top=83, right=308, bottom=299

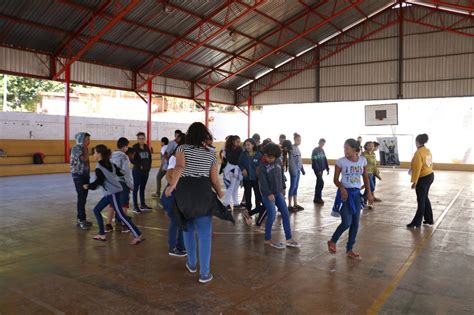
left=147, top=80, right=152, bottom=148
left=64, top=64, right=70, bottom=163
left=247, top=96, right=251, bottom=138
left=205, top=89, right=210, bottom=128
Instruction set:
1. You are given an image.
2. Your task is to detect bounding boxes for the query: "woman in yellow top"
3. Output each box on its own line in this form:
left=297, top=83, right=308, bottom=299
left=407, top=134, right=434, bottom=228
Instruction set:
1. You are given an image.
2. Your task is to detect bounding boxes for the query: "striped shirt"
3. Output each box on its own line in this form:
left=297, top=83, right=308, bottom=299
left=177, top=144, right=217, bottom=178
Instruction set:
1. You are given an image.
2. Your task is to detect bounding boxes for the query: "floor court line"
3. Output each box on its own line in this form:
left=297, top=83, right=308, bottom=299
left=367, top=187, right=464, bottom=315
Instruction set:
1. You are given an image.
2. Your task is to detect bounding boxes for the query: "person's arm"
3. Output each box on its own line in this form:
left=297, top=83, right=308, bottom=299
left=333, top=164, right=347, bottom=201
left=311, top=149, right=318, bottom=172
left=363, top=166, right=374, bottom=203
left=258, top=165, right=271, bottom=197
left=130, top=146, right=139, bottom=165
left=166, top=151, right=184, bottom=195
left=210, top=163, right=224, bottom=198
left=411, top=152, right=423, bottom=188
left=238, top=152, right=248, bottom=177
left=84, top=168, right=105, bottom=190
left=165, top=168, right=173, bottom=184
left=122, top=157, right=134, bottom=189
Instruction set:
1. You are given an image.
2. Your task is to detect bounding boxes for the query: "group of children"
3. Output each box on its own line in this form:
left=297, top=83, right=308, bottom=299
left=76, top=126, right=438, bottom=262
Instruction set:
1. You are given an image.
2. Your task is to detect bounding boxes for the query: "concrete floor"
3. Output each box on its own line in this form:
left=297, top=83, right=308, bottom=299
left=0, top=167, right=472, bottom=314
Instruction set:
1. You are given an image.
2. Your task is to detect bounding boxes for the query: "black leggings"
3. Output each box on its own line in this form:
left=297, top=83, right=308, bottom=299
left=411, top=173, right=434, bottom=225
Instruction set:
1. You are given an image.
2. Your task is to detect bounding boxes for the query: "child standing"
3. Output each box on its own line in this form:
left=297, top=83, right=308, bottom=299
left=84, top=145, right=144, bottom=245
left=223, top=135, right=243, bottom=210
left=152, top=137, right=169, bottom=198
left=238, top=138, right=263, bottom=226
left=105, top=137, right=134, bottom=233
left=161, top=133, right=187, bottom=257
left=362, top=141, right=381, bottom=209
left=327, top=139, right=373, bottom=259
left=258, top=143, right=300, bottom=249
left=311, top=138, right=330, bottom=204
left=287, top=134, right=305, bottom=211
left=131, top=132, right=153, bottom=213
left=70, top=132, right=92, bottom=230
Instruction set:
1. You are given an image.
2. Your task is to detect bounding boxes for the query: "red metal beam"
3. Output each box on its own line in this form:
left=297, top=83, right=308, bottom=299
left=53, top=0, right=112, bottom=58
left=136, top=0, right=267, bottom=90
left=1, top=12, right=255, bottom=83
left=58, top=0, right=276, bottom=70
left=404, top=3, right=474, bottom=37
left=64, top=64, right=71, bottom=163
left=195, top=0, right=363, bottom=99
left=236, top=6, right=400, bottom=105
left=431, top=0, right=474, bottom=13
left=205, top=89, right=210, bottom=128
left=53, top=0, right=141, bottom=79
left=163, top=1, right=295, bottom=63
left=147, top=80, right=152, bottom=148
left=247, top=96, right=251, bottom=138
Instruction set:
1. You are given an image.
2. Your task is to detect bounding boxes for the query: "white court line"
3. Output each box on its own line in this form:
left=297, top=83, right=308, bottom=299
left=9, top=288, right=65, bottom=315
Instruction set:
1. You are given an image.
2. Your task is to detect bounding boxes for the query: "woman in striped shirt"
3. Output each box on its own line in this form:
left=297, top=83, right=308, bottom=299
left=166, top=122, right=224, bottom=284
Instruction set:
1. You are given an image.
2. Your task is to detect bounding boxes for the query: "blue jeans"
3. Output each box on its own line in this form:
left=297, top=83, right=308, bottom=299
left=132, top=170, right=149, bottom=208
left=161, top=191, right=185, bottom=251
left=115, top=181, right=130, bottom=223
left=331, top=194, right=361, bottom=252
left=183, top=215, right=212, bottom=277
left=364, top=174, right=375, bottom=203
left=93, top=192, right=141, bottom=238
left=288, top=171, right=300, bottom=197
left=261, top=192, right=292, bottom=241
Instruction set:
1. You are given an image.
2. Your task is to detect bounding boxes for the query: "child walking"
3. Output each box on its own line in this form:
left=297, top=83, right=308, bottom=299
left=362, top=141, right=381, bottom=209
left=258, top=143, right=300, bottom=249
left=105, top=137, right=134, bottom=233
left=288, top=133, right=305, bottom=211
left=327, top=139, right=373, bottom=259
left=238, top=138, right=263, bottom=226
left=223, top=135, right=243, bottom=210
left=161, top=133, right=187, bottom=257
left=311, top=138, right=330, bottom=204
left=84, top=145, right=145, bottom=245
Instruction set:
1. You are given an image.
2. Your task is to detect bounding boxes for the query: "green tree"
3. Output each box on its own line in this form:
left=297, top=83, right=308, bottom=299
left=0, top=74, right=64, bottom=112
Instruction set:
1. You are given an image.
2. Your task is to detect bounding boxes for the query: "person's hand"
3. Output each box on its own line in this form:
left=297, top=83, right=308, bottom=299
left=411, top=183, right=416, bottom=189
left=301, top=168, right=306, bottom=175
left=376, top=174, right=382, bottom=180
left=242, top=169, right=248, bottom=178
left=218, top=191, right=224, bottom=199
left=340, top=187, right=348, bottom=201
left=165, top=184, right=176, bottom=197
left=268, top=194, right=275, bottom=202
left=327, top=169, right=330, bottom=175
left=368, top=194, right=374, bottom=204
left=82, top=184, right=89, bottom=190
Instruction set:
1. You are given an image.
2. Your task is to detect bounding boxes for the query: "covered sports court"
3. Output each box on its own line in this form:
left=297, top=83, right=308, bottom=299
left=0, top=0, right=473, bottom=313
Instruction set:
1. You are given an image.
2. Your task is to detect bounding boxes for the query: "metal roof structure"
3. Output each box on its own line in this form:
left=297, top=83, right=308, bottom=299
left=0, top=0, right=473, bottom=107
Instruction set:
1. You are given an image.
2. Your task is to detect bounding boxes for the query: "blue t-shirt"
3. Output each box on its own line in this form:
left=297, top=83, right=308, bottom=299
left=336, top=156, right=367, bottom=189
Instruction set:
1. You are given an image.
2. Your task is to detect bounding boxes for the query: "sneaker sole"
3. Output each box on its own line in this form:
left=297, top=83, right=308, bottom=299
left=186, top=264, right=197, bottom=273
left=199, top=275, right=214, bottom=284
left=169, top=253, right=187, bottom=257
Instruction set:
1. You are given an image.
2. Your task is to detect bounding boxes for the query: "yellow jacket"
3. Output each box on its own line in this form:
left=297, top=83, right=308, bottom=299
left=411, top=146, right=433, bottom=184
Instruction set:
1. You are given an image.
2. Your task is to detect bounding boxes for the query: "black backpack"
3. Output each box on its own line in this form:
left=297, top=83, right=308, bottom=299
left=33, top=153, right=44, bottom=164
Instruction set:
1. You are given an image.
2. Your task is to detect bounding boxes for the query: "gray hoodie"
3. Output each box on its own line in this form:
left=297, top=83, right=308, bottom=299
left=111, top=150, right=134, bottom=189
left=70, top=132, right=90, bottom=177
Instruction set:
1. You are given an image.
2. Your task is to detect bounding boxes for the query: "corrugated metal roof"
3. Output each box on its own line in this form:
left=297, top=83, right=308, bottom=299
left=0, top=0, right=472, bottom=104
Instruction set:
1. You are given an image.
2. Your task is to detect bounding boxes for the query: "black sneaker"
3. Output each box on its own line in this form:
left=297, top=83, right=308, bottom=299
left=423, top=220, right=434, bottom=226
left=121, top=225, right=130, bottom=233
left=140, top=204, right=152, bottom=211
left=133, top=207, right=142, bottom=214
left=169, top=248, right=188, bottom=257
left=77, top=221, right=90, bottom=230
left=105, top=224, right=113, bottom=233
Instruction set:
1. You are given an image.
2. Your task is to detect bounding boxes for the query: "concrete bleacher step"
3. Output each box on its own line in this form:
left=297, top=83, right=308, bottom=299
left=0, top=159, right=162, bottom=177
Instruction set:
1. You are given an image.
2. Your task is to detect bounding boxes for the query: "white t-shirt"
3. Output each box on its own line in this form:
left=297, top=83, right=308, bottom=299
left=160, top=145, right=168, bottom=156
left=336, top=156, right=367, bottom=189
left=167, top=156, right=176, bottom=171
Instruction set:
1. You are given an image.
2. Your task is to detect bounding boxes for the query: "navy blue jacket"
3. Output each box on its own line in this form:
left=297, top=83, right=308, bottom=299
left=311, top=147, right=329, bottom=173
left=238, top=151, right=262, bottom=181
